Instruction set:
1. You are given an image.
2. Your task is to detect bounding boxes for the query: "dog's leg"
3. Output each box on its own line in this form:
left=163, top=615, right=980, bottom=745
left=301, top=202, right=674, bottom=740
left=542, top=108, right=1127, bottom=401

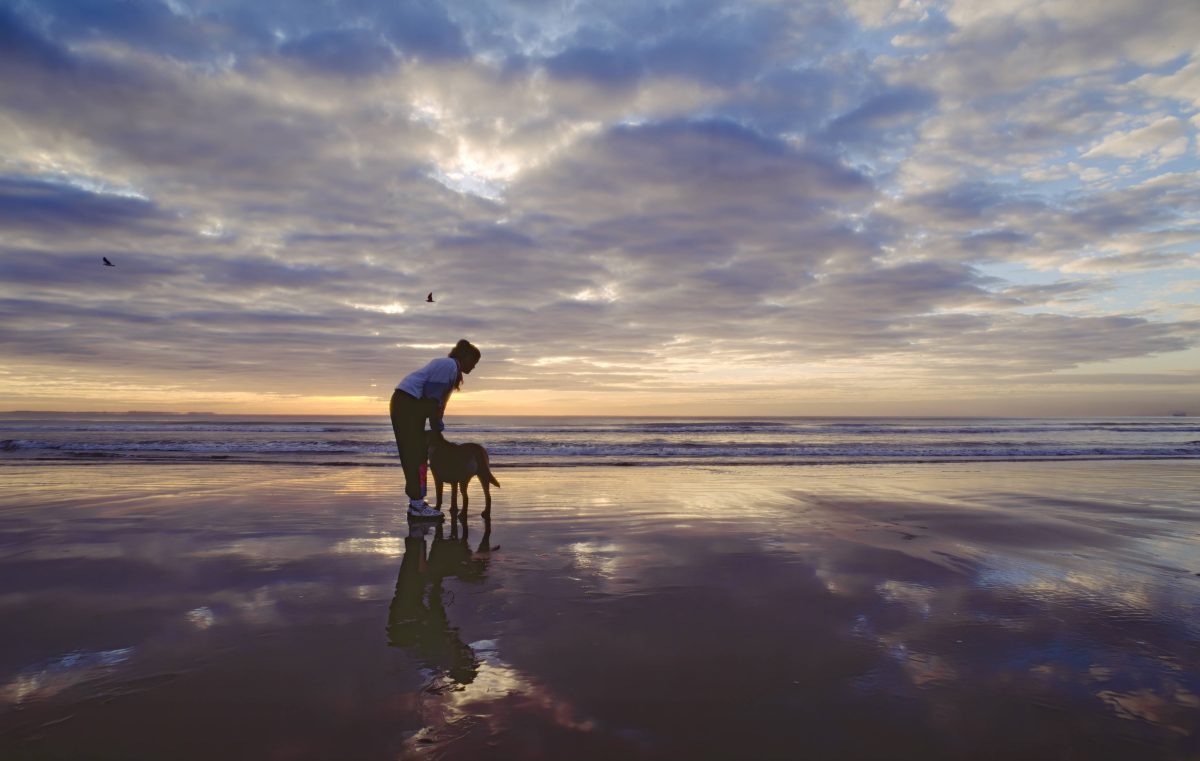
left=477, top=513, right=492, bottom=553
left=434, top=474, right=445, bottom=509
left=481, top=478, right=491, bottom=516
left=460, top=479, right=469, bottom=516
left=450, top=481, right=459, bottom=513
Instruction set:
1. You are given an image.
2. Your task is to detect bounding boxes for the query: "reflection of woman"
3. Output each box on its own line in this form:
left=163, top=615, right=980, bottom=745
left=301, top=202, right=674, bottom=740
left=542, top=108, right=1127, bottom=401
left=390, top=339, right=481, bottom=519
left=386, top=515, right=494, bottom=686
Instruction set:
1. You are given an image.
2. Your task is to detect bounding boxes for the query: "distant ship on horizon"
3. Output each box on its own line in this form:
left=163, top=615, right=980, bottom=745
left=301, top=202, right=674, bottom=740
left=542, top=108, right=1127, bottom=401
left=1171, top=411, right=1187, bottom=417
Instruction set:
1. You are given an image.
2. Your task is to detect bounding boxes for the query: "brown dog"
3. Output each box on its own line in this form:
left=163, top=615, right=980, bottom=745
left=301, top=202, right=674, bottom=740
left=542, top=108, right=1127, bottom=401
left=427, top=431, right=500, bottom=516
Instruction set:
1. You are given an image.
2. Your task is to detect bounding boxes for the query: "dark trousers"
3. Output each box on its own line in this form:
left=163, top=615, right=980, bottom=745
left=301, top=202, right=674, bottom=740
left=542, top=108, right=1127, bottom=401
left=390, top=390, right=429, bottom=501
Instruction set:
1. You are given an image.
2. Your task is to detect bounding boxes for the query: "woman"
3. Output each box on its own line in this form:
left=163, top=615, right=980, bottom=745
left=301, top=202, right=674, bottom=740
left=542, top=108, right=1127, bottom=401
left=390, top=339, right=481, bottom=519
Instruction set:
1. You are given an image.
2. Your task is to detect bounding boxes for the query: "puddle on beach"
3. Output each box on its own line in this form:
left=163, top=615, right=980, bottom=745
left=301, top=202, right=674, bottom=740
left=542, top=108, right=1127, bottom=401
left=0, top=462, right=1197, bottom=759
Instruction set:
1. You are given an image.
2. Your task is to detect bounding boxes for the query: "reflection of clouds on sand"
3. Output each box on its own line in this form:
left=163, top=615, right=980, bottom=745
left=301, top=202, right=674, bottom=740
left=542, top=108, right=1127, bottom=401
left=888, top=644, right=958, bottom=689
left=186, top=606, right=215, bottom=629
left=978, top=558, right=1169, bottom=620
left=206, top=586, right=284, bottom=627
left=195, top=582, right=334, bottom=628
left=786, top=465, right=1200, bottom=743
left=353, top=583, right=390, bottom=600
left=8, top=543, right=126, bottom=561
left=566, top=541, right=621, bottom=581
left=332, top=535, right=405, bottom=558
left=192, top=535, right=330, bottom=567
left=875, top=579, right=936, bottom=618
left=848, top=593, right=1200, bottom=741
left=2, top=648, right=134, bottom=705
left=1, top=463, right=1195, bottom=756
left=1098, top=686, right=1200, bottom=736
left=472, top=465, right=1197, bottom=751
left=1031, top=655, right=1200, bottom=736
left=389, top=516, right=626, bottom=757
left=820, top=529, right=1200, bottom=739
left=405, top=639, right=602, bottom=754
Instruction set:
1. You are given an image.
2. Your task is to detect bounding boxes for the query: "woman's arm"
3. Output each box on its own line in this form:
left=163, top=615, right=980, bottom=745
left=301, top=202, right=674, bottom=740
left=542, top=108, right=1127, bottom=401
left=423, top=382, right=452, bottom=431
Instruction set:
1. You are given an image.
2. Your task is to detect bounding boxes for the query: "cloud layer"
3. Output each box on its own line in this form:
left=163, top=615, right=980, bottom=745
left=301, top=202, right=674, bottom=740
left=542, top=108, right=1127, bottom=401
left=0, top=0, right=1198, bottom=413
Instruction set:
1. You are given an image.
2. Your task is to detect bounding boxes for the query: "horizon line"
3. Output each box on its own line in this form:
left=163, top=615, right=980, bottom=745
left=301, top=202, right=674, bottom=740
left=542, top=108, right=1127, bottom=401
left=0, top=410, right=1190, bottom=419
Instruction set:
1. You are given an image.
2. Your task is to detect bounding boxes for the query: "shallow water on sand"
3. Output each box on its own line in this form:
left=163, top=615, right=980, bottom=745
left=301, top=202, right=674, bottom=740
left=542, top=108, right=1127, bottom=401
left=0, top=462, right=1197, bottom=760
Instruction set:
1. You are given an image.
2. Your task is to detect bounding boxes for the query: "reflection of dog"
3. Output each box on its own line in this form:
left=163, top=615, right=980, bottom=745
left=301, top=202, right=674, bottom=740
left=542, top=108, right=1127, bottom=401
left=427, top=432, right=500, bottom=515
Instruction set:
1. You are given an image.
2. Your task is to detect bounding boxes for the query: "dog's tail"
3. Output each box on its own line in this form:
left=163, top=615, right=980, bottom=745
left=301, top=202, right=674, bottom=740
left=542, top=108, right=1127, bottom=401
left=479, top=448, right=501, bottom=487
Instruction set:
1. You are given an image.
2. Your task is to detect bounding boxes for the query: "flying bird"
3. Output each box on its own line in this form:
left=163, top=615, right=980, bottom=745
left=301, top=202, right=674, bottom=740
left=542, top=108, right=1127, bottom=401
left=426, top=292, right=434, bottom=303
left=103, top=257, right=114, bottom=267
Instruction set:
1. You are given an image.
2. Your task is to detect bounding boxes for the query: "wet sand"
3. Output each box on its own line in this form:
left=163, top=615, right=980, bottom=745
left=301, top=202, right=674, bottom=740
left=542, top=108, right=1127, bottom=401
left=1, top=461, right=1197, bottom=760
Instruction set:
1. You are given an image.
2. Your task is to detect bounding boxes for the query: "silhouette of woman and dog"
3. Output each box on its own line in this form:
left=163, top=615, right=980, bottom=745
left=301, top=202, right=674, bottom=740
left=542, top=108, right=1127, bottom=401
left=389, top=339, right=498, bottom=522
left=387, top=339, right=500, bottom=679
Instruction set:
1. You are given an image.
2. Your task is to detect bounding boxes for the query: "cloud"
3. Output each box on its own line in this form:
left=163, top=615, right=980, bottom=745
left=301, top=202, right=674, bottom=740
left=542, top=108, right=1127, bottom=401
left=0, top=0, right=1196, bottom=412
left=0, top=177, right=167, bottom=232
left=279, top=28, right=397, bottom=77
left=0, top=248, right=184, bottom=288
left=1061, top=252, right=1198, bottom=274
left=932, top=0, right=1200, bottom=93
left=993, top=280, right=1106, bottom=307
left=877, top=0, right=1199, bottom=211
left=517, top=118, right=873, bottom=227
left=376, top=0, right=468, bottom=60
left=545, top=46, right=644, bottom=89
left=0, top=5, right=72, bottom=70
left=1133, top=58, right=1200, bottom=111
left=844, top=0, right=934, bottom=28
left=823, top=86, right=939, bottom=145
left=16, top=0, right=213, bottom=59
left=1082, top=116, right=1189, bottom=162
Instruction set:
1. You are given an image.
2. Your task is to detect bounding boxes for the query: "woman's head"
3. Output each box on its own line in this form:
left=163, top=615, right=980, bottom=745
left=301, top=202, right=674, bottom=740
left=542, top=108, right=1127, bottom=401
left=449, top=339, right=481, bottom=375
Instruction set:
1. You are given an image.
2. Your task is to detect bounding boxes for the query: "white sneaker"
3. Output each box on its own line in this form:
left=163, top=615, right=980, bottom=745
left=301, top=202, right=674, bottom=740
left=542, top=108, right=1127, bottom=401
left=407, top=502, right=443, bottom=520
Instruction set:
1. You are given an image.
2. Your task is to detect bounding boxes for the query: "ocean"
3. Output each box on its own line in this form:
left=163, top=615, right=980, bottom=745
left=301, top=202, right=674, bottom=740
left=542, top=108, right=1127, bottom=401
left=1, top=414, right=1197, bottom=467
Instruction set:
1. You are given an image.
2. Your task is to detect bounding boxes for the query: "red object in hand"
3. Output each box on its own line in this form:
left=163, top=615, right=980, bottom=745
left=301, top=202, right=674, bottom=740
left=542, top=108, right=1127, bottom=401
left=419, top=463, right=428, bottom=498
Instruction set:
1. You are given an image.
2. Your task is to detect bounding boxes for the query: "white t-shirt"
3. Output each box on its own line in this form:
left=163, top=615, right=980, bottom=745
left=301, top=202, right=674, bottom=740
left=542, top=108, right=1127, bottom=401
left=396, top=357, right=459, bottom=400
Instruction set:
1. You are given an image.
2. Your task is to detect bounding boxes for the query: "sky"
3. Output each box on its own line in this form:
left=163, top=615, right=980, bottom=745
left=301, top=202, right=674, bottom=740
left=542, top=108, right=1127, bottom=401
left=1, top=0, right=1198, bottom=417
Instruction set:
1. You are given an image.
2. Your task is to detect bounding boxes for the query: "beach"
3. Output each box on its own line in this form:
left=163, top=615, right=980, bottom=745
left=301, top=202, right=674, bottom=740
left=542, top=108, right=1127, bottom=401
left=1, top=460, right=1197, bottom=760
